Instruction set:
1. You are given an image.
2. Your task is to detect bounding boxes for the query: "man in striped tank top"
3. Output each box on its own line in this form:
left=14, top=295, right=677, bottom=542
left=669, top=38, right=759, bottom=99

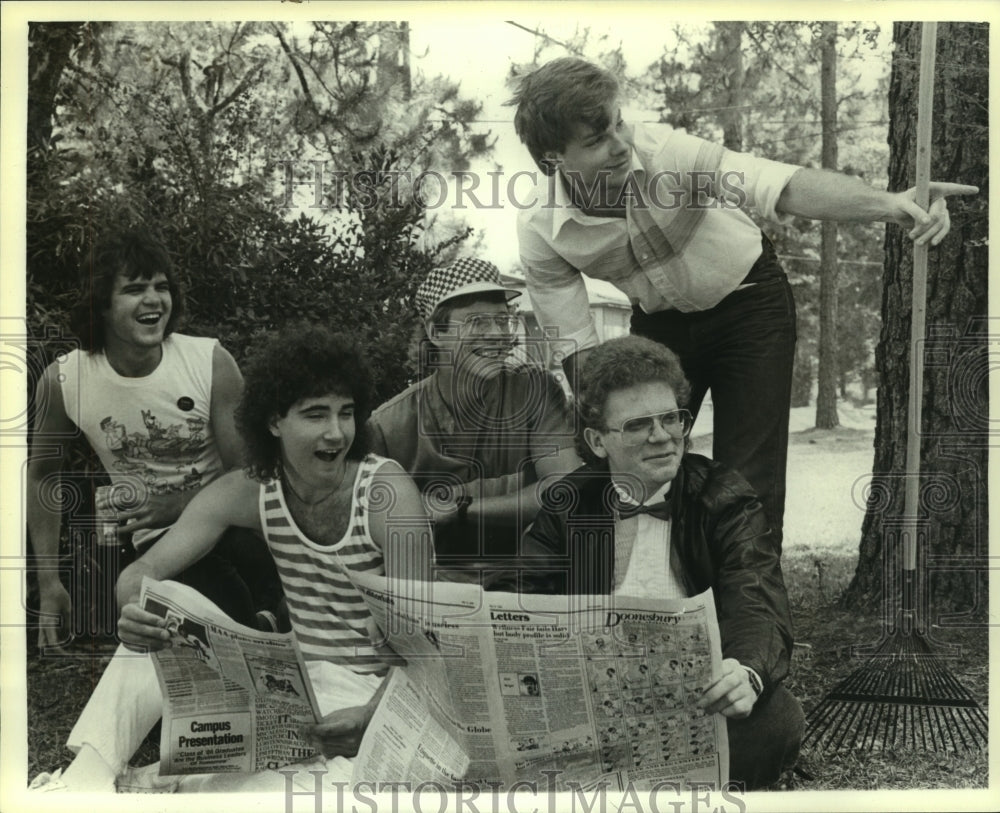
left=33, top=326, right=433, bottom=793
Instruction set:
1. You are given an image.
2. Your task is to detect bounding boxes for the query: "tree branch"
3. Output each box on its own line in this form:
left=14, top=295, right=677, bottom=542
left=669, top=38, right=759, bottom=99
left=270, top=23, right=343, bottom=159
left=161, top=51, right=207, bottom=115
left=210, top=61, right=264, bottom=115
left=271, top=24, right=321, bottom=116
left=744, top=26, right=810, bottom=92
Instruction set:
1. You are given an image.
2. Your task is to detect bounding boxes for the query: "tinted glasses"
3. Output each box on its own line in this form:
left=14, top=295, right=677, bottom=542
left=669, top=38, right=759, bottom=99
left=460, top=313, right=521, bottom=336
left=608, top=409, right=693, bottom=446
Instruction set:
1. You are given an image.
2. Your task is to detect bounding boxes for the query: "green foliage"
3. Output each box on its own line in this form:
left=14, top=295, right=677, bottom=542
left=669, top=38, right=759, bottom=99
left=26, top=21, right=489, bottom=406
left=25, top=20, right=493, bottom=638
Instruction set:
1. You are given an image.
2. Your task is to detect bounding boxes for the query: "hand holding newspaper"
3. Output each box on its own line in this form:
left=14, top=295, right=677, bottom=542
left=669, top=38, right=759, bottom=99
left=140, top=574, right=730, bottom=790
left=138, top=577, right=320, bottom=775
left=350, top=573, right=729, bottom=792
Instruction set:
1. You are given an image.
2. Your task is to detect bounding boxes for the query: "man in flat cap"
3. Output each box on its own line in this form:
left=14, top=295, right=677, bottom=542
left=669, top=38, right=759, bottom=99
left=368, top=257, right=580, bottom=581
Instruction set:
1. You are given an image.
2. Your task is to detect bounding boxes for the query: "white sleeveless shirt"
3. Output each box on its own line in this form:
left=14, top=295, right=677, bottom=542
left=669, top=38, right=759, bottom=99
left=60, top=334, right=225, bottom=548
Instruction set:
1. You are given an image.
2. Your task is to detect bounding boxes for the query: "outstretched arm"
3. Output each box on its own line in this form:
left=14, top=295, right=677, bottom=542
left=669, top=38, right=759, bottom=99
left=425, top=445, right=582, bottom=532
left=776, top=168, right=978, bottom=246
left=25, top=363, right=77, bottom=650
left=487, top=444, right=582, bottom=525
left=115, top=470, right=261, bottom=649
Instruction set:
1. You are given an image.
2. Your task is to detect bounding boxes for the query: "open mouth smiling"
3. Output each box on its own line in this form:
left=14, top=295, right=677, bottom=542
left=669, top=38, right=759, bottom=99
left=136, top=313, right=163, bottom=325
left=469, top=339, right=516, bottom=361
left=314, top=449, right=342, bottom=462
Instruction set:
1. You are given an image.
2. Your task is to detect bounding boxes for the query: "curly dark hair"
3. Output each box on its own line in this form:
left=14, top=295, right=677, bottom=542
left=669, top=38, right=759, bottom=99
left=69, top=227, right=185, bottom=353
left=236, top=325, right=373, bottom=481
left=508, top=57, right=620, bottom=177
left=575, top=336, right=691, bottom=466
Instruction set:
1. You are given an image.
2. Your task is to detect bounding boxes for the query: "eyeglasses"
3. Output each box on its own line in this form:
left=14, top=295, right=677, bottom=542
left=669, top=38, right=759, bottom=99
left=436, top=313, right=521, bottom=337
left=464, top=314, right=520, bottom=335
left=608, top=409, right=693, bottom=446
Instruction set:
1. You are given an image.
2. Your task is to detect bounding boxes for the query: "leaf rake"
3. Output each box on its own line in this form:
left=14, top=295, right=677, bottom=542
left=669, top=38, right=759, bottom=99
left=803, top=569, right=988, bottom=752
left=802, top=22, right=987, bottom=754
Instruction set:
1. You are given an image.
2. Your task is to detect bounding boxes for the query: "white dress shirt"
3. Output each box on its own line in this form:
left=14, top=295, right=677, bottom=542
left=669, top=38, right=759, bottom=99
left=611, top=482, right=687, bottom=600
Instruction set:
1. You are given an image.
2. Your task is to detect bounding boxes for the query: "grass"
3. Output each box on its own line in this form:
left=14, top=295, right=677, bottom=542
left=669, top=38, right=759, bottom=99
left=26, top=639, right=162, bottom=780
left=23, top=424, right=990, bottom=792
left=776, top=548, right=989, bottom=791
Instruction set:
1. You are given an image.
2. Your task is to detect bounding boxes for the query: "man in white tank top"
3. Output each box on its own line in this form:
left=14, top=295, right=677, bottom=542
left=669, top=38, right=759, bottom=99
left=26, top=228, right=282, bottom=650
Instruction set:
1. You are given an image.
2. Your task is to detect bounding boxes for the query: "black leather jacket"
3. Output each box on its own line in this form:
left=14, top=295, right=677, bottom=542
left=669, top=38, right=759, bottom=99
left=513, top=454, right=793, bottom=694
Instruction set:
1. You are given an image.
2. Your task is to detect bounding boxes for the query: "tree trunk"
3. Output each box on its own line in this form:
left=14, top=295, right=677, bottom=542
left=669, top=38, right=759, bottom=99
left=842, top=22, right=988, bottom=619
left=815, top=21, right=840, bottom=429
left=790, top=342, right=813, bottom=408
left=716, top=22, right=744, bottom=151
left=398, top=22, right=411, bottom=102
left=27, top=23, right=83, bottom=159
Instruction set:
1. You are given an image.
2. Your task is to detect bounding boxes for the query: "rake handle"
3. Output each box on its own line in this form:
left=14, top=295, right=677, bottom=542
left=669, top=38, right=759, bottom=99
left=902, top=22, right=937, bottom=576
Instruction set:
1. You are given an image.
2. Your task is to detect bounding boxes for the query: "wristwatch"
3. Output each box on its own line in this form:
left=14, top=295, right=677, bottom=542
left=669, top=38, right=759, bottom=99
left=744, top=667, right=764, bottom=699
left=455, top=495, right=472, bottom=524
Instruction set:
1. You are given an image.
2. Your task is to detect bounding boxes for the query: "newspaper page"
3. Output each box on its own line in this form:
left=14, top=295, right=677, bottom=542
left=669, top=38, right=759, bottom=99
left=350, top=573, right=728, bottom=791
left=138, top=577, right=321, bottom=775
left=485, top=589, right=727, bottom=791
left=351, top=576, right=500, bottom=784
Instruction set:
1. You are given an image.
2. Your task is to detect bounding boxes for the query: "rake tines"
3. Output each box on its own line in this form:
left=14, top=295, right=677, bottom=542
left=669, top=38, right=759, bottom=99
left=803, top=627, right=988, bottom=752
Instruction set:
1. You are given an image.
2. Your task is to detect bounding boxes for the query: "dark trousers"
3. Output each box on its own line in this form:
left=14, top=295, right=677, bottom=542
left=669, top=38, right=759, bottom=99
left=630, top=242, right=796, bottom=552
left=727, top=685, right=804, bottom=790
left=135, top=526, right=283, bottom=628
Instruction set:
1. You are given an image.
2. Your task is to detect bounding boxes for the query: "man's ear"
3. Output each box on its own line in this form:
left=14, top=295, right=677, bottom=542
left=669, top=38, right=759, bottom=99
left=583, top=427, right=608, bottom=459
left=268, top=415, right=281, bottom=438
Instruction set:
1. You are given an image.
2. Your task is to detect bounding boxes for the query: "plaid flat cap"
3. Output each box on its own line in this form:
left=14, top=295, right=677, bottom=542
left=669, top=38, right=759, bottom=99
left=415, top=257, right=520, bottom=321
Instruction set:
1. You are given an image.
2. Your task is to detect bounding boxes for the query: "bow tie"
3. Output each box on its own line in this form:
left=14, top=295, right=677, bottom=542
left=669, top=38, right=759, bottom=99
left=616, top=498, right=671, bottom=522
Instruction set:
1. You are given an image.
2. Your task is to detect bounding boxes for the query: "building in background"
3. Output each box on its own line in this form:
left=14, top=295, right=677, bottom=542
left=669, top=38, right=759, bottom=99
left=501, top=270, right=631, bottom=383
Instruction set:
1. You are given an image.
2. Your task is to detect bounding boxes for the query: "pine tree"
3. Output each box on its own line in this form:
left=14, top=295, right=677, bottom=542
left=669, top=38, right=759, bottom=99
left=843, top=22, right=987, bottom=614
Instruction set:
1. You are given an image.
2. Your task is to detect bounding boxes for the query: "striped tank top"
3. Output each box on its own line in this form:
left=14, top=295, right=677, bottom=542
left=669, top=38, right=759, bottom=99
left=260, top=453, right=390, bottom=674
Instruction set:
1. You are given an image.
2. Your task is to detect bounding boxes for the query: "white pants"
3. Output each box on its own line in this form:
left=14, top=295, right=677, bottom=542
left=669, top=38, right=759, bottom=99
left=68, top=643, right=382, bottom=792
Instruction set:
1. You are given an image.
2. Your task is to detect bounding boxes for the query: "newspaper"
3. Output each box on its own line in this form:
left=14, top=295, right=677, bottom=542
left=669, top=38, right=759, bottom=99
left=138, top=577, right=321, bottom=775
left=350, top=573, right=728, bottom=791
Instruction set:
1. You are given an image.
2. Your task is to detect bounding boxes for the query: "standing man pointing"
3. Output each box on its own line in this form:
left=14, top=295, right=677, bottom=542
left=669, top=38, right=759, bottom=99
left=510, top=57, right=977, bottom=552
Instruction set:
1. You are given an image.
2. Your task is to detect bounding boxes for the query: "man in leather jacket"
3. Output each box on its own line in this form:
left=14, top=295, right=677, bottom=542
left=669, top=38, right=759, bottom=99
left=510, top=335, right=803, bottom=790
